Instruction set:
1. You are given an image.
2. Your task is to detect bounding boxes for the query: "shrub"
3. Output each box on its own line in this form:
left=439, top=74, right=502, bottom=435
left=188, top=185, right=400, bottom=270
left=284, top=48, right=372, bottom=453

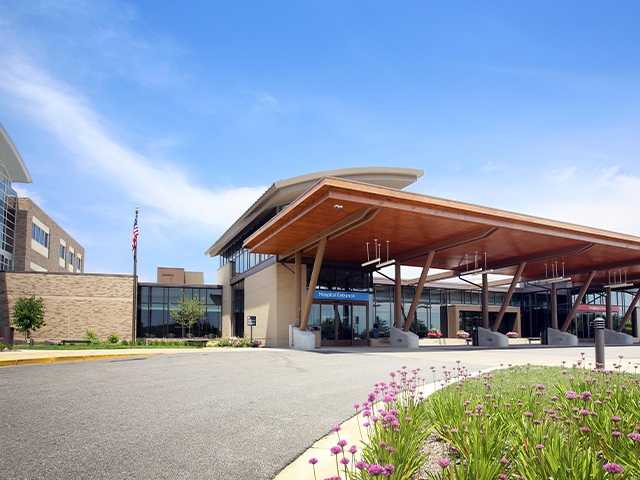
left=206, top=337, right=261, bottom=348
left=0, top=341, right=12, bottom=351
left=84, top=329, right=99, bottom=344
left=12, top=296, right=45, bottom=343
left=107, top=334, right=120, bottom=344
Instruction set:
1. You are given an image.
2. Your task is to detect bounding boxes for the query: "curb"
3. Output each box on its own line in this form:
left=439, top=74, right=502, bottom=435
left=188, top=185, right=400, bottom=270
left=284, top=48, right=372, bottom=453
left=0, top=353, right=153, bottom=367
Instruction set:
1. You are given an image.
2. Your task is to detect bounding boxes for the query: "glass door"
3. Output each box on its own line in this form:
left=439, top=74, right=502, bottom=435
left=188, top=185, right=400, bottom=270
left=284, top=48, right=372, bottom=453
left=351, top=304, right=368, bottom=346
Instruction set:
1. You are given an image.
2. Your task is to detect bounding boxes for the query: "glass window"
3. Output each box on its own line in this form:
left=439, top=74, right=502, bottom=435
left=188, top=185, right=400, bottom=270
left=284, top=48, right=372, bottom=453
left=59, top=244, right=66, bottom=259
left=32, top=223, right=49, bottom=247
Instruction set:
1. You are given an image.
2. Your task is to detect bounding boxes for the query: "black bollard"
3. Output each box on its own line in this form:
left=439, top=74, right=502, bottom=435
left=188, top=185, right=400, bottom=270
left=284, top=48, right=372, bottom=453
left=593, top=316, right=605, bottom=370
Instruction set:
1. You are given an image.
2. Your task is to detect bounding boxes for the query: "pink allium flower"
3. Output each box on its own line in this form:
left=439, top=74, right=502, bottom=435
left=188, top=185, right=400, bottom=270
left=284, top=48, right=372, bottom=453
left=330, top=446, right=341, bottom=455
left=579, top=408, right=591, bottom=417
left=340, top=457, right=350, bottom=466
left=603, top=463, right=624, bottom=474
left=499, top=456, right=509, bottom=465
left=580, top=391, right=592, bottom=401
left=337, top=439, right=348, bottom=448
left=523, top=411, right=533, bottom=418
left=331, top=424, right=341, bottom=433
left=348, top=445, right=357, bottom=454
left=367, top=464, right=385, bottom=475
left=437, top=458, right=451, bottom=469
left=383, top=464, right=396, bottom=475
left=535, top=444, right=545, bottom=450
left=308, top=457, right=318, bottom=465
left=627, top=432, right=640, bottom=442
left=611, top=415, right=621, bottom=423
left=612, top=430, right=622, bottom=438
left=580, top=426, right=591, bottom=433
left=355, top=460, right=367, bottom=470
left=565, top=390, right=578, bottom=399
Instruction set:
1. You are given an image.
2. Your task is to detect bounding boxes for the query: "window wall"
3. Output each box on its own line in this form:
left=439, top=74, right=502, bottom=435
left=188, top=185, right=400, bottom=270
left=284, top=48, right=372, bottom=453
left=137, top=284, right=223, bottom=338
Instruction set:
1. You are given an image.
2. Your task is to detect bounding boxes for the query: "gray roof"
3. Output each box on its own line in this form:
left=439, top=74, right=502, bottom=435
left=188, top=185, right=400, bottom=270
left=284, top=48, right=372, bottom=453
left=0, top=124, right=32, bottom=183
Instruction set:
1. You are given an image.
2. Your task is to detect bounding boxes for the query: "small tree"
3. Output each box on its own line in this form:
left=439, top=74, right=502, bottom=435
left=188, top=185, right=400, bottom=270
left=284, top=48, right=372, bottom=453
left=170, top=298, right=205, bottom=338
left=12, top=296, right=45, bottom=343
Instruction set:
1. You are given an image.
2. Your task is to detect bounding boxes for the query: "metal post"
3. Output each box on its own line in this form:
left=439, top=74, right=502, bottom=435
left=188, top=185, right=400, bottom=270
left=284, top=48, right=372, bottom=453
left=605, top=287, right=612, bottom=330
left=394, top=262, right=403, bottom=328
left=594, top=316, right=605, bottom=370
left=481, top=273, right=489, bottom=329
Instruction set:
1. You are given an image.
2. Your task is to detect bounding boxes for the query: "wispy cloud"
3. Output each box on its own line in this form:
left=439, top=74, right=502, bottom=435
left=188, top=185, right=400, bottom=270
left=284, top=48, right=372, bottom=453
left=0, top=54, right=265, bottom=235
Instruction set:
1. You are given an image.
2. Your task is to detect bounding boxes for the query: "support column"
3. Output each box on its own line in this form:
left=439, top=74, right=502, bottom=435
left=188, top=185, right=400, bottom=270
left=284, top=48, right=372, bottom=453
left=294, top=251, right=302, bottom=326
left=492, top=262, right=526, bottom=331
left=561, top=270, right=596, bottom=332
left=300, top=238, right=327, bottom=331
left=550, top=282, right=558, bottom=330
left=404, top=251, right=435, bottom=331
left=617, top=288, right=640, bottom=332
left=394, top=262, right=403, bottom=328
left=605, top=287, right=613, bottom=330
left=481, top=273, right=489, bottom=329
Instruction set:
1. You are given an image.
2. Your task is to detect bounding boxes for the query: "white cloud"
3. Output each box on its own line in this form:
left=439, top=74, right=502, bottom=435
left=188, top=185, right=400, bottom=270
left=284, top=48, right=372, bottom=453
left=0, top=54, right=265, bottom=237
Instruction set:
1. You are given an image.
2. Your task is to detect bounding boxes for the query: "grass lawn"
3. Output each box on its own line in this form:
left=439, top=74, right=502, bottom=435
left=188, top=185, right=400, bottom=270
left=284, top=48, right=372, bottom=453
left=11, top=342, right=205, bottom=350
left=317, top=363, right=640, bottom=480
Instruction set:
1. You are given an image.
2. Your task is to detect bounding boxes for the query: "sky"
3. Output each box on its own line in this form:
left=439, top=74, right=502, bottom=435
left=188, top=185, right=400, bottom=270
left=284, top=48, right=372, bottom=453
left=0, top=1, right=638, bottom=282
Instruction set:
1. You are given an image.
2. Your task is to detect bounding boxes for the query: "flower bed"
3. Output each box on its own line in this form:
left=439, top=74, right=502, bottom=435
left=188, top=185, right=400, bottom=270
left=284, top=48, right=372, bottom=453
left=309, top=360, right=639, bottom=479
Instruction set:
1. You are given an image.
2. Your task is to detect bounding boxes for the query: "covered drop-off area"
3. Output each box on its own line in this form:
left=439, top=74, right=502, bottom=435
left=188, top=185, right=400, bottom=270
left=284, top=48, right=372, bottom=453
left=243, top=177, right=640, bottom=349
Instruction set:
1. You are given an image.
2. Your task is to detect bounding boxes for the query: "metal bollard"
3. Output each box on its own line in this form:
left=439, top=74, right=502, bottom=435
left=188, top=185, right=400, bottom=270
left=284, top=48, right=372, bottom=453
left=593, top=316, right=606, bottom=370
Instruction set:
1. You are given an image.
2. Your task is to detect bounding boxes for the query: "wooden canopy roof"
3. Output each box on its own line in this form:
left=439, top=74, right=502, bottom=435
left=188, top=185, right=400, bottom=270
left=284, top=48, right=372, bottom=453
left=243, top=177, right=640, bottom=286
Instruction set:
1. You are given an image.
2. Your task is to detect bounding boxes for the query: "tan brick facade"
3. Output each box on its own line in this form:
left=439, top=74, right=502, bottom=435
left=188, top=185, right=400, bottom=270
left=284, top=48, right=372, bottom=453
left=13, top=197, right=85, bottom=273
left=0, top=272, right=134, bottom=341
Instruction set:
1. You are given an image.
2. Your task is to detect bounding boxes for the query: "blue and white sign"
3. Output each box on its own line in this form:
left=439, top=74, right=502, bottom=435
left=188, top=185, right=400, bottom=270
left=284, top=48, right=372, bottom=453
left=313, top=290, right=370, bottom=302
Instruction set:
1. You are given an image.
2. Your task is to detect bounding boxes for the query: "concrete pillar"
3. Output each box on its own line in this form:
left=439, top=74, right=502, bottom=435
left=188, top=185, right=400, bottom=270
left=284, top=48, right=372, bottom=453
left=481, top=273, right=489, bottom=329
left=294, top=251, right=302, bottom=326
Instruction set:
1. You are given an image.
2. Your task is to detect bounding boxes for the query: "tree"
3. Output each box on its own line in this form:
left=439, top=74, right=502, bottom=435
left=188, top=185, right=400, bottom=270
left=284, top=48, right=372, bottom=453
left=12, top=296, right=45, bottom=343
left=170, top=298, right=205, bottom=337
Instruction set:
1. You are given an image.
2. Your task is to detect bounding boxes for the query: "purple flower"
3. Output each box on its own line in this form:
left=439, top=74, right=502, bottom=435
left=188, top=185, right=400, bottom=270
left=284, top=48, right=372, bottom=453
left=437, top=458, right=451, bottom=469
left=612, top=430, right=622, bottom=438
left=355, top=460, right=368, bottom=470
left=348, top=445, right=358, bottom=454
left=337, top=439, right=348, bottom=448
left=523, top=411, right=534, bottom=418
left=367, top=464, right=385, bottom=475
left=308, top=457, right=318, bottom=465
left=580, top=426, right=591, bottom=434
left=340, top=457, right=350, bottom=466
left=565, top=390, right=578, bottom=399
left=627, top=432, right=640, bottom=442
left=535, top=444, right=545, bottom=450
left=611, top=415, right=621, bottom=423
left=580, top=391, right=592, bottom=401
left=603, top=463, right=624, bottom=474
left=383, top=464, right=396, bottom=476
left=331, top=424, right=341, bottom=433
left=330, top=446, right=341, bottom=455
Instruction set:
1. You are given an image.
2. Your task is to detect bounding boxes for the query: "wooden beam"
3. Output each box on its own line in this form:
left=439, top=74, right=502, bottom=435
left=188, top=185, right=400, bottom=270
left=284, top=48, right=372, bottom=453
left=492, top=262, right=526, bottom=331
left=280, top=207, right=379, bottom=260
left=481, top=273, right=489, bottom=328
left=550, top=282, right=558, bottom=329
left=394, top=262, right=403, bottom=328
left=617, top=288, right=640, bottom=332
left=560, top=270, right=597, bottom=332
left=294, top=251, right=302, bottom=326
left=300, top=237, right=327, bottom=330
left=403, top=251, right=435, bottom=331
left=395, top=227, right=498, bottom=263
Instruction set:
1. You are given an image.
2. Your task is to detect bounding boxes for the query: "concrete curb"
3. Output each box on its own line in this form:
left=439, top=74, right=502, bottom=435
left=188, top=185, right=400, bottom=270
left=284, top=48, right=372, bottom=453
left=0, top=353, right=153, bottom=367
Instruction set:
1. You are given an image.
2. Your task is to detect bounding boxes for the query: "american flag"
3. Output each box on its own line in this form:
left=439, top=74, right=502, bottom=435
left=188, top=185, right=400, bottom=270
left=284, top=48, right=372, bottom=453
left=131, top=208, right=140, bottom=252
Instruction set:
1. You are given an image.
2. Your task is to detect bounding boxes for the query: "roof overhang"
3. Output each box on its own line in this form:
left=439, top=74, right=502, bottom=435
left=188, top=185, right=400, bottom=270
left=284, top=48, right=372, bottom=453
left=0, top=124, right=31, bottom=183
left=243, top=177, right=640, bottom=287
left=205, top=167, right=422, bottom=257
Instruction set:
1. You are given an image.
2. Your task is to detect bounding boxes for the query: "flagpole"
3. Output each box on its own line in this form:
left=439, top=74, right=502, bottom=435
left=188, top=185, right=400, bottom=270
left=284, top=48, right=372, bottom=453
left=132, top=207, right=139, bottom=343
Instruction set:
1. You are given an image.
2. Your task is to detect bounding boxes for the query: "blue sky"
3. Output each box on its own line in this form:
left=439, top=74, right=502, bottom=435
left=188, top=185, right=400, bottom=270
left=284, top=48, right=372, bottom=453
left=0, top=1, right=638, bottom=282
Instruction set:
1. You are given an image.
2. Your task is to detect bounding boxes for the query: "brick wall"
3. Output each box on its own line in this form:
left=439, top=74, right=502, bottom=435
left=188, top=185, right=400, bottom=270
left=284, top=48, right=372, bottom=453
left=14, top=197, right=85, bottom=273
left=0, top=272, right=134, bottom=341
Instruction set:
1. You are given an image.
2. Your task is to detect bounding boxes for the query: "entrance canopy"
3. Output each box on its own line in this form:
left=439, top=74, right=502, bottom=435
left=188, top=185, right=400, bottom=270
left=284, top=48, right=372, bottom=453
left=244, top=177, right=640, bottom=287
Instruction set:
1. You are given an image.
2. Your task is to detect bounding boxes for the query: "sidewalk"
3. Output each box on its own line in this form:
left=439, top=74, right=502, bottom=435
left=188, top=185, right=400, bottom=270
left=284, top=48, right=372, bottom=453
left=0, top=347, right=208, bottom=366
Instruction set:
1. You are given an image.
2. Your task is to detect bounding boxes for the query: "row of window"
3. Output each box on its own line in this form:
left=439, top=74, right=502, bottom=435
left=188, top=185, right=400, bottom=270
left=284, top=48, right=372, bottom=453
left=220, top=245, right=273, bottom=275
left=32, top=223, right=49, bottom=247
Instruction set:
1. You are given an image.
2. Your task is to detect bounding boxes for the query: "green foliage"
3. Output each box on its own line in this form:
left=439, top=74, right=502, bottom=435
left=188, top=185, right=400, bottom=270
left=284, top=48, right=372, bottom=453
left=107, top=334, right=120, bottom=344
left=12, top=296, right=45, bottom=342
left=84, top=329, right=99, bottom=344
left=0, top=341, right=12, bottom=351
left=170, top=298, right=205, bottom=336
left=206, top=337, right=261, bottom=348
left=423, top=366, right=640, bottom=479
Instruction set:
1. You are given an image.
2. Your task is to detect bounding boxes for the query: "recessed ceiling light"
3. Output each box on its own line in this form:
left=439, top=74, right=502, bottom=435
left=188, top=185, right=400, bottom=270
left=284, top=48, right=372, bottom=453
left=333, top=204, right=343, bottom=209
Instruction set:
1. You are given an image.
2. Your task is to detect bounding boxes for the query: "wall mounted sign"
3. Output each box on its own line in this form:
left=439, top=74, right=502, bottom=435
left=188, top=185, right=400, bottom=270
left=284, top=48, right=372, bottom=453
left=575, top=304, right=622, bottom=314
left=313, top=290, right=370, bottom=302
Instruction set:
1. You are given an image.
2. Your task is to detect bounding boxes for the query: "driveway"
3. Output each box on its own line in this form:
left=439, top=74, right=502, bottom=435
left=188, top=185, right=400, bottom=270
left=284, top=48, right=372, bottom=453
left=1, top=346, right=638, bottom=480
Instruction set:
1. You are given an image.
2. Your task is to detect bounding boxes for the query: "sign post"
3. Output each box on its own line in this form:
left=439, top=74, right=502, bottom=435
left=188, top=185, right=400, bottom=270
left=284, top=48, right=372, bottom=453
left=247, top=315, right=257, bottom=343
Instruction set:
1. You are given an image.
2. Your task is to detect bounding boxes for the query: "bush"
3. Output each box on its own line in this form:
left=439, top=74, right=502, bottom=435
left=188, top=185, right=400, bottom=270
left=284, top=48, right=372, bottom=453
left=206, top=337, right=261, bottom=348
left=107, top=334, right=120, bottom=344
left=0, top=342, right=12, bottom=351
left=84, top=329, right=99, bottom=344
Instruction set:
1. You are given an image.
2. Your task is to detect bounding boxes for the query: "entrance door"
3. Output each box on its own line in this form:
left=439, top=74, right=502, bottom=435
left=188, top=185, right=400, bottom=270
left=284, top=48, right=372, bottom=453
left=318, top=302, right=368, bottom=346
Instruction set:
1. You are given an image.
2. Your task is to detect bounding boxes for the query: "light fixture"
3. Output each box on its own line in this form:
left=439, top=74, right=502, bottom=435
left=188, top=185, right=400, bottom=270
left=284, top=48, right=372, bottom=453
left=603, top=282, right=634, bottom=289
left=333, top=203, right=343, bottom=209
left=459, top=268, right=494, bottom=277
left=361, top=257, right=381, bottom=267
left=529, top=277, right=571, bottom=286
left=376, top=259, right=395, bottom=268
